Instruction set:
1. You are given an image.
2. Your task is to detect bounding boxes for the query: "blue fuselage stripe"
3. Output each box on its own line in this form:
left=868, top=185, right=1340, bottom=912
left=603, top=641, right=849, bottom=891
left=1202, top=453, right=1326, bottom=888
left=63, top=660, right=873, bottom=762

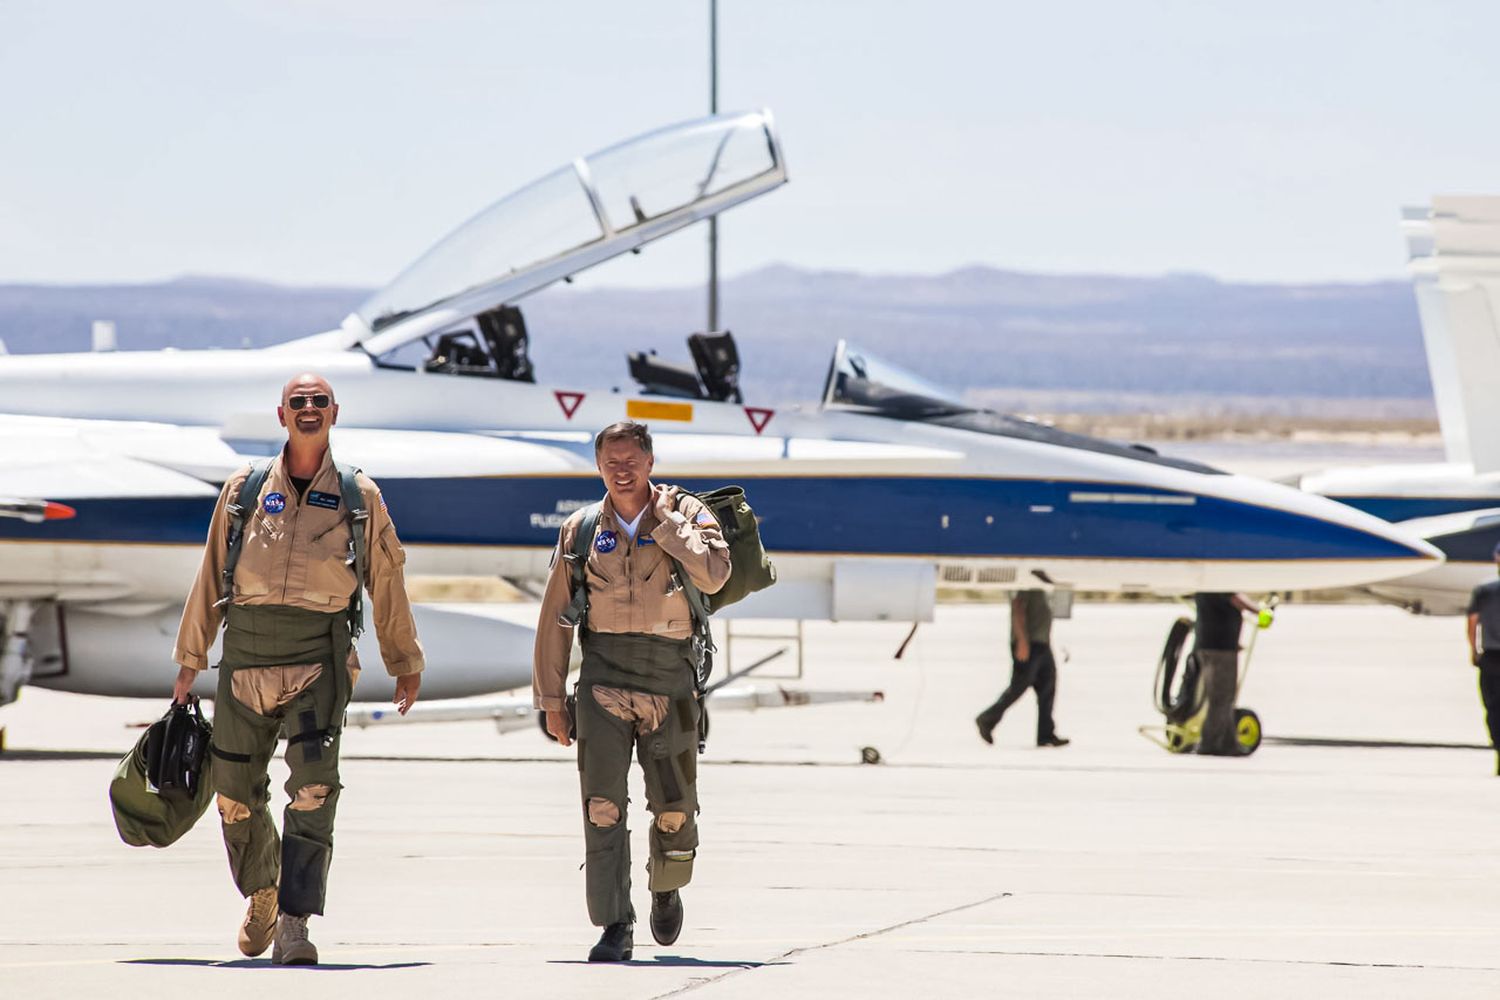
left=0, top=476, right=1418, bottom=561
left=1331, top=496, right=1500, bottom=523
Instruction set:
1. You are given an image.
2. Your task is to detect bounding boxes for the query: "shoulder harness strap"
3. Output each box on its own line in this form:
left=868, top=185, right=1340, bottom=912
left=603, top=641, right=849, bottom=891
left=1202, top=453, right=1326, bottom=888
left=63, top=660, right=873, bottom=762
left=558, top=502, right=603, bottom=630
left=217, top=460, right=272, bottom=612
left=334, top=462, right=369, bottom=638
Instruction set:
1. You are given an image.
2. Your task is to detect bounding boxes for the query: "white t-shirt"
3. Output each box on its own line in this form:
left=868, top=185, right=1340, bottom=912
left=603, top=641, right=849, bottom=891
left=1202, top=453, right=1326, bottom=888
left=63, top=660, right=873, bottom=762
left=618, top=508, right=645, bottom=544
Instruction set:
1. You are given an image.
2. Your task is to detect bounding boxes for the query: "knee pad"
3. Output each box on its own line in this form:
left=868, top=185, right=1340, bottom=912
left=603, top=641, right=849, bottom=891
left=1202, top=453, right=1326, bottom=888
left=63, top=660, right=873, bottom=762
left=587, top=797, right=621, bottom=828
left=655, top=810, right=687, bottom=834
left=290, top=783, right=333, bottom=812
left=216, top=794, right=250, bottom=825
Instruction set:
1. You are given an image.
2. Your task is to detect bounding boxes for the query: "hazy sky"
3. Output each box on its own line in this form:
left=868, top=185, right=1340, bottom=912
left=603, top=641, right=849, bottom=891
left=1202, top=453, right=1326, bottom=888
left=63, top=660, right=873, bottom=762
left=3, top=0, right=1497, bottom=290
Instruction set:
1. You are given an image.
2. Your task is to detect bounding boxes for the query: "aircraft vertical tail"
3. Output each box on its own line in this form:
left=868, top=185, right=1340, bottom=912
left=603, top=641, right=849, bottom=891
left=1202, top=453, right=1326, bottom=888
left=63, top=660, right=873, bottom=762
left=1406, top=197, right=1500, bottom=475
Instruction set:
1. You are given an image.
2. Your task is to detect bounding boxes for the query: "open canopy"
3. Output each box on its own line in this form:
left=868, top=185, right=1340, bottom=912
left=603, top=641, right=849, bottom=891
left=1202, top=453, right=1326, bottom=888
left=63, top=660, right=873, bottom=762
left=354, top=110, right=786, bottom=357
left=821, top=340, right=973, bottom=418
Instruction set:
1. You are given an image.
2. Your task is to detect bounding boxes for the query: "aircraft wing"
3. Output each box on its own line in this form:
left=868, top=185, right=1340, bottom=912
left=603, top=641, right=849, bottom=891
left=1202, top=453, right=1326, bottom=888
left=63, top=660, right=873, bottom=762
left=0, top=416, right=227, bottom=602
left=0, top=414, right=243, bottom=493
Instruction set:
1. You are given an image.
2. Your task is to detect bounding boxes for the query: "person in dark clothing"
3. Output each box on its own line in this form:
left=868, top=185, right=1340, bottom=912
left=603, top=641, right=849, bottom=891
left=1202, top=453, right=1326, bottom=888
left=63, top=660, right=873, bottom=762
left=975, top=590, right=1069, bottom=747
left=1192, top=592, right=1259, bottom=756
left=1465, top=544, right=1500, bottom=775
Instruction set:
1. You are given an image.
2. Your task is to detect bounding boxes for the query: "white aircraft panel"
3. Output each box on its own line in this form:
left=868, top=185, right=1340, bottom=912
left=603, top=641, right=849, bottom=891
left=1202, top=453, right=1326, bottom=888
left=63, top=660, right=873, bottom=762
left=832, top=559, right=936, bottom=622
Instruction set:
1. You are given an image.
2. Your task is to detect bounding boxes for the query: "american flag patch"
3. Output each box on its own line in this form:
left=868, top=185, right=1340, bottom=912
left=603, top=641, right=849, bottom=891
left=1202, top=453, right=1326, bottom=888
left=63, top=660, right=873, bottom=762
left=379, top=495, right=388, bottom=512
left=694, top=510, right=713, bottom=526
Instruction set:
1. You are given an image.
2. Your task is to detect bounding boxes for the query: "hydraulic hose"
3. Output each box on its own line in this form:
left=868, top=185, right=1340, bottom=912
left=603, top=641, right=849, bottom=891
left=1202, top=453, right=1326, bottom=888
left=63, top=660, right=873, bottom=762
left=1154, top=616, right=1204, bottom=722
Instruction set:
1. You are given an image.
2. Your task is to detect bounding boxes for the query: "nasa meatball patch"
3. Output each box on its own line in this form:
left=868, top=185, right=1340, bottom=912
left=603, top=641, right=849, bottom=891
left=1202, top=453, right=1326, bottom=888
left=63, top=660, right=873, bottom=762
left=595, top=530, right=618, bottom=554
left=262, top=492, right=287, bottom=515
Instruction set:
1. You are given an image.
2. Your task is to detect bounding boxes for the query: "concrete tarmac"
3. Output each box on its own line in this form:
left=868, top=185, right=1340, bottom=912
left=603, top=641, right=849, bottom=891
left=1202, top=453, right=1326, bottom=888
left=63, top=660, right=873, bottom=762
left=2, top=603, right=1497, bottom=998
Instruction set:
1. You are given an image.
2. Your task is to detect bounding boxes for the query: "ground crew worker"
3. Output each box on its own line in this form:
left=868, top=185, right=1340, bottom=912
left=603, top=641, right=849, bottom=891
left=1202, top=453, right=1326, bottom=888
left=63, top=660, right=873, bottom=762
left=1192, top=592, right=1258, bottom=756
left=974, top=589, right=1069, bottom=747
left=170, top=373, right=424, bottom=965
left=1465, top=542, right=1500, bottom=774
left=534, top=420, right=730, bottom=962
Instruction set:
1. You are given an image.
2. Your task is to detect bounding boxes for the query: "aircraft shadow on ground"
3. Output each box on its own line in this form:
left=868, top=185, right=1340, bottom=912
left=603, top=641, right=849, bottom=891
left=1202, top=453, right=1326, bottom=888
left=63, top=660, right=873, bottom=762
left=548, top=956, right=787, bottom=969
left=120, top=958, right=431, bottom=971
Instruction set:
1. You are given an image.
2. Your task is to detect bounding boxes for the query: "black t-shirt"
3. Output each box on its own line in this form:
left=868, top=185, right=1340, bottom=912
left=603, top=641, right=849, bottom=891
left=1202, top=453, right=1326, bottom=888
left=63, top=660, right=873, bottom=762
left=290, top=475, right=312, bottom=501
left=1194, top=593, right=1242, bottom=652
left=1468, top=579, right=1500, bottom=655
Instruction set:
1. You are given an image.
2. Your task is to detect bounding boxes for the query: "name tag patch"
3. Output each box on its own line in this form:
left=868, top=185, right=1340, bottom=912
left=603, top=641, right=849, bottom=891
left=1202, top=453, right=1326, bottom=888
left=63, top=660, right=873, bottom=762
left=595, top=530, right=618, bottom=554
left=307, top=490, right=341, bottom=510
left=262, top=492, right=286, bottom=515
left=638, top=535, right=655, bottom=546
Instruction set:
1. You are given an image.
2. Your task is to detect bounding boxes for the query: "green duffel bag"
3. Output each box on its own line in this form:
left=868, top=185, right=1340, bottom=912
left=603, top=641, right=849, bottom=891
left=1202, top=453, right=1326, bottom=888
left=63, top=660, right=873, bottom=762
left=689, top=485, right=776, bottom=610
left=109, top=700, right=215, bottom=848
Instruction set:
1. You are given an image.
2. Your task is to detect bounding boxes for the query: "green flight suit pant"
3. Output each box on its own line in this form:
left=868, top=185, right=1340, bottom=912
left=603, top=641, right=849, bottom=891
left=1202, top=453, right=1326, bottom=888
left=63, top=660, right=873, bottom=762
left=576, top=632, right=701, bottom=928
left=210, top=605, right=352, bottom=917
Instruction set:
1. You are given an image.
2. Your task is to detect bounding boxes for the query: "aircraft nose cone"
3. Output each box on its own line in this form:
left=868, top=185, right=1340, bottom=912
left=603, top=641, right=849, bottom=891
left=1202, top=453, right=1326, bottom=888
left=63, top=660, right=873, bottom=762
left=1181, top=473, right=1445, bottom=592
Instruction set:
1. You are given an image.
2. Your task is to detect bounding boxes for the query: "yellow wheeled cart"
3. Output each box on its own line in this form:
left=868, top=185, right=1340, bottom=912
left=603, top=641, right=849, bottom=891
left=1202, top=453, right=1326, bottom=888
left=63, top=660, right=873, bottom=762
left=1138, top=600, right=1275, bottom=755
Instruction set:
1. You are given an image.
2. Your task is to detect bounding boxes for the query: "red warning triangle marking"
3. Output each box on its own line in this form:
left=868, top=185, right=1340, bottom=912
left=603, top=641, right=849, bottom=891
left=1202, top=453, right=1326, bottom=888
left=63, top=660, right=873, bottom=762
left=744, top=407, right=775, bottom=434
left=554, top=391, right=585, bottom=420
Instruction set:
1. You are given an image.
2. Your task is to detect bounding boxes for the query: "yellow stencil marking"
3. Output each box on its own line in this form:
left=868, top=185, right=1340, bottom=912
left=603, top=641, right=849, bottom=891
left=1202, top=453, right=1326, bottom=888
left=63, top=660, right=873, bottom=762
left=627, top=399, right=694, bottom=422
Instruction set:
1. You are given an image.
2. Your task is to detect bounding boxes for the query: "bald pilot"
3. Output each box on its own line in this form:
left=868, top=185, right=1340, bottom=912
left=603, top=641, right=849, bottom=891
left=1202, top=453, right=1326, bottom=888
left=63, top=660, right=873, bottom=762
left=171, top=373, right=424, bottom=965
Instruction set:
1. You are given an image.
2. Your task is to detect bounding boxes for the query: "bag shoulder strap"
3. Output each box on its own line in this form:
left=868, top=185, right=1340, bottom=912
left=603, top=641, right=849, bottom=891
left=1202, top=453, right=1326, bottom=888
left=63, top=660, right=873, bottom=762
left=665, top=491, right=717, bottom=695
left=669, top=491, right=714, bottom=630
left=218, top=460, right=272, bottom=610
left=558, top=501, right=603, bottom=629
left=334, top=462, right=369, bottom=638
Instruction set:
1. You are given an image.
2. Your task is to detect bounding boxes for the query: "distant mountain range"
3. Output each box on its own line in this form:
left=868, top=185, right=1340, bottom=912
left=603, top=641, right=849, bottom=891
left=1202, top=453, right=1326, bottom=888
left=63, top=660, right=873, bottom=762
left=0, top=265, right=1432, bottom=417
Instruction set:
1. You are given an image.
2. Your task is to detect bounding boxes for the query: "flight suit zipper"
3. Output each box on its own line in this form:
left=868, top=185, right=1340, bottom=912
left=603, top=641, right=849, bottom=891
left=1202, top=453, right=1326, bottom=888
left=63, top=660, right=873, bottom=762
left=624, top=533, right=636, bottom=633
left=279, top=481, right=304, bottom=601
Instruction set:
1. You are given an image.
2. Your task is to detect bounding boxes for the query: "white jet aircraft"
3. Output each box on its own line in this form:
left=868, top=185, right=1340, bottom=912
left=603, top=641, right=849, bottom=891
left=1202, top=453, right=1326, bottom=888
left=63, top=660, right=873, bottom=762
left=0, top=110, right=1441, bottom=713
left=1296, top=197, right=1500, bottom=614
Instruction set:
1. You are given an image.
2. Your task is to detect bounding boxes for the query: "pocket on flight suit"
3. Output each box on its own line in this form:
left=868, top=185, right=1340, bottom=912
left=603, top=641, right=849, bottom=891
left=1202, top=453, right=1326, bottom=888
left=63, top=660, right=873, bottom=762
left=644, top=715, right=689, bottom=805
left=211, top=669, right=279, bottom=808
left=303, top=526, right=355, bottom=609
left=638, top=558, right=669, bottom=627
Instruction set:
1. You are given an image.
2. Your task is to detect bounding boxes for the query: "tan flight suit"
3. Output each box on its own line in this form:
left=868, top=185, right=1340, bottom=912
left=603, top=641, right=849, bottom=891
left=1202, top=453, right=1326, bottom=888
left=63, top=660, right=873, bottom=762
left=534, top=486, right=730, bottom=928
left=174, top=449, right=423, bottom=916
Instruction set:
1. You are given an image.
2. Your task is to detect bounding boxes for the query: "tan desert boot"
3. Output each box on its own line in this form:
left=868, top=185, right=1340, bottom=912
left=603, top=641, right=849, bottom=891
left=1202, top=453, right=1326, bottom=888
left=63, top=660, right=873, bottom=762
left=237, top=887, right=279, bottom=957
left=272, top=913, right=319, bottom=966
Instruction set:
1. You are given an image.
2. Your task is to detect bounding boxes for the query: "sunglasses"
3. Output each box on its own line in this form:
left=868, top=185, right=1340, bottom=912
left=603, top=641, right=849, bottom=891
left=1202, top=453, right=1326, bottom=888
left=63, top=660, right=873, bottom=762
left=287, top=393, right=332, bottom=410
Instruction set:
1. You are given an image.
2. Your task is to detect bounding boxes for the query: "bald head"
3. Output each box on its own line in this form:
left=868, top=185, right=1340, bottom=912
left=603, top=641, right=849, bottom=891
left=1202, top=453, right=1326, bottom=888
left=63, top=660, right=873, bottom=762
left=277, top=372, right=339, bottom=443
left=281, top=372, right=334, bottom=403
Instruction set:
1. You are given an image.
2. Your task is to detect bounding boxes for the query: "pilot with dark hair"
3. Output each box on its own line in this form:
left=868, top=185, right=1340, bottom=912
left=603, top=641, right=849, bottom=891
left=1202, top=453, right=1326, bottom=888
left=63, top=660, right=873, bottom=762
left=1465, top=542, right=1500, bottom=774
left=533, top=419, right=731, bottom=962
left=975, top=589, right=1070, bottom=748
left=171, top=373, right=424, bottom=965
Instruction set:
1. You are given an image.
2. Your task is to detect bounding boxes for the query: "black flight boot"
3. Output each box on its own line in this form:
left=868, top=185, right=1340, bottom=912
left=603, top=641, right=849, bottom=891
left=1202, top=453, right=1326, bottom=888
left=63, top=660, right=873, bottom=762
left=650, top=890, right=683, bottom=946
left=588, top=921, right=634, bottom=963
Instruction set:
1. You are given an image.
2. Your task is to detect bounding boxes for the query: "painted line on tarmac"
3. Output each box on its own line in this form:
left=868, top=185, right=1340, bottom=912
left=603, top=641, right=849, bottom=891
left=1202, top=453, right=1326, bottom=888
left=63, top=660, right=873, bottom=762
left=897, top=947, right=1500, bottom=973
left=648, top=890, right=1013, bottom=998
